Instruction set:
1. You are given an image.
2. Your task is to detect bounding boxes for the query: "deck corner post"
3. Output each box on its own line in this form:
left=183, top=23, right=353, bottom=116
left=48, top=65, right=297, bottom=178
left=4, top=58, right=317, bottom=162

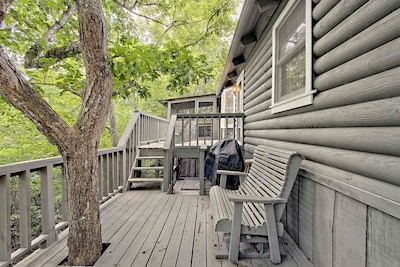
left=163, top=148, right=171, bottom=193
left=40, top=165, right=57, bottom=247
left=0, top=174, right=11, bottom=263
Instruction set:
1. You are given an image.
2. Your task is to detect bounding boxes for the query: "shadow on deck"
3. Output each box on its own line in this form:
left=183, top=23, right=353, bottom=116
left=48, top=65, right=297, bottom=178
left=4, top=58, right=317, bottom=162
left=16, top=186, right=312, bottom=267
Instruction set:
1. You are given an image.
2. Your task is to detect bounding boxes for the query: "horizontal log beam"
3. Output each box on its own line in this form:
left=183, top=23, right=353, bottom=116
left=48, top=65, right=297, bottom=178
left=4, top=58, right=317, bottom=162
left=312, top=0, right=340, bottom=21
left=245, top=67, right=400, bottom=122
left=245, top=96, right=400, bottom=129
left=245, top=127, right=400, bottom=157
left=240, top=32, right=257, bottom=47
left=314, top=0, right=400, bottom=56
left=244, top=97, right=271, bottom=117
left=313, top=0, right=368, bottom=40
left=314, top=9, right=400, bottom=74
left=246, top=37, right=272, bottom=74
left=314, top=37, right=400, bottom=91
left=244, top=52, right=272, bottom=95
left=244, top=70, right=272, bottom=103
left=243, top=139, right=400, bottom=187
left=232, top=55, right=245, bottom=66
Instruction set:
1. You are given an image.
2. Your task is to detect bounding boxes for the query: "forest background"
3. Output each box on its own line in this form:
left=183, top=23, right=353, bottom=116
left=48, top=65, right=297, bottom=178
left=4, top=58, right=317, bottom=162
left=0, top=0, right=241, bottom=165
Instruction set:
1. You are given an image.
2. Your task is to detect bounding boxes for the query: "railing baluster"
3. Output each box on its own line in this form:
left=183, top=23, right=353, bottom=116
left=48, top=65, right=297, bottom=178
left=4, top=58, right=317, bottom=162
left=181, top=117, right=184, bottom=146
left=109, top=153, right=114, bottom=193
left=19, top=171, right=31, bottom=249
left=102, top=155, right=108, bottom=198
left=218, top=116, right=221, bottom=143
left=189, top=116, right=192, bottom=146
left=233, top=117, right=237, bottom=140
left=0, top=174, right=11, bottom=264
left=98, top=157, right=103, bottom=201
left=40, top=165, right=57, bottom=247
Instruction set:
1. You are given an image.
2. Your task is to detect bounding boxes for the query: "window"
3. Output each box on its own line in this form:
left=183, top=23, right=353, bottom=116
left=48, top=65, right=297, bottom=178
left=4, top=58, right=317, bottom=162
left=271, top=0, right=315, bottom=114
left=220, top=72, right=244, bottom=140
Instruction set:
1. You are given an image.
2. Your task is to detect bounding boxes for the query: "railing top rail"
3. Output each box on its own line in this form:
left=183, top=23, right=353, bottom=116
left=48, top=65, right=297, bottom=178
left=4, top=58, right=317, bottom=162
left=0, top=147, right=126, bottom=176
left=138, top=111, right=169, bottom=122
left=176, top=112, right=244, bottom=118
left=0, top=156, right=63, bottom=176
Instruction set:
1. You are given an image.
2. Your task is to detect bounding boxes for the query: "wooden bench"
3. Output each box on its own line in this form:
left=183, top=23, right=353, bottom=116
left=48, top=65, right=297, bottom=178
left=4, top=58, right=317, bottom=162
left=209, top=145, right=303, bottom=264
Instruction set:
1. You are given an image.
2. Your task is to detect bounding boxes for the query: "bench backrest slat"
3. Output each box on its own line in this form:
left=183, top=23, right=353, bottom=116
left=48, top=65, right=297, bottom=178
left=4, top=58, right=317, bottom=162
left=239, top=145, right=303, bottom=219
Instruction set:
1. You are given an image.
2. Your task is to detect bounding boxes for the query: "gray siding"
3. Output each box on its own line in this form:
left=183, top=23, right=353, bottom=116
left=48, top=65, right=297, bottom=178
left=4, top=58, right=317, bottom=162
left=242, top=1, right=400, bottom=265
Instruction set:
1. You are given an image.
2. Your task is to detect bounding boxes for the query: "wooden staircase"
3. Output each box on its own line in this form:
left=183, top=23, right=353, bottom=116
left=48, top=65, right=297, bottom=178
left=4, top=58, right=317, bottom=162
left=126, top=146, right=164, bottom=190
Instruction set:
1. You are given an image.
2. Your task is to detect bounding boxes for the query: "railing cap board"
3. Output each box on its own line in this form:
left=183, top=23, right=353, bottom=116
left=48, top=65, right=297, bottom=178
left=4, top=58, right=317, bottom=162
left=0, top=156, right=63, bottom=176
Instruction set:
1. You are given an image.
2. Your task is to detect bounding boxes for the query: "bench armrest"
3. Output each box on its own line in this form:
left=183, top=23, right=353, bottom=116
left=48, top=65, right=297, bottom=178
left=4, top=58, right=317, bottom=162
left=227, top=194, right=287, bottom=204
left=217, top=170, right=247, bottom=188
left=216, top=170, right=248, bottom=176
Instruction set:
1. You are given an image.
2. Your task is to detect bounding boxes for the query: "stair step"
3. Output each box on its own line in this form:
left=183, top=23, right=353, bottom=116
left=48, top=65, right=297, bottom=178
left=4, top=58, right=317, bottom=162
left=133, top=166, right=163, bottom=171
left=127, top=178, right=164, bottom=183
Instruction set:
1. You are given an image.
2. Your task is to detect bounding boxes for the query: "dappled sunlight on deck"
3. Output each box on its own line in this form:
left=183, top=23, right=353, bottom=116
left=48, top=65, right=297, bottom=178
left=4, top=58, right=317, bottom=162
left=16, top=188, right=311, bottom=267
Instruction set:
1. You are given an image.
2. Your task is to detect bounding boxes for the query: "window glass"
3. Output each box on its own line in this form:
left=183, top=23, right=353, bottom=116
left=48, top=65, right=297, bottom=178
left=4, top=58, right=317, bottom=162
left=271, top=0, right=313, bottom=114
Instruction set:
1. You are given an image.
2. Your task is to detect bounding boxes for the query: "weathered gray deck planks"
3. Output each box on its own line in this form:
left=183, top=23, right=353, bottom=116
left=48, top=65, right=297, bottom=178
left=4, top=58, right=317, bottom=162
left=15, top=189, right=311, bottom=267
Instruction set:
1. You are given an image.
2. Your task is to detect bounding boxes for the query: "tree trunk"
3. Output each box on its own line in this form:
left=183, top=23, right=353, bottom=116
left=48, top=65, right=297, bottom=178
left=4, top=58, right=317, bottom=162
left=0, top=0, right=112, bottom=265
left=64, top=140, right=102, bottom=265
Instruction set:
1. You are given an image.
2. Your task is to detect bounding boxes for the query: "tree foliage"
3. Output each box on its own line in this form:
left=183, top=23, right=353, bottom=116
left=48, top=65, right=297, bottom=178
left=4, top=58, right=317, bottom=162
left=0, top=0, right=239, bottom=165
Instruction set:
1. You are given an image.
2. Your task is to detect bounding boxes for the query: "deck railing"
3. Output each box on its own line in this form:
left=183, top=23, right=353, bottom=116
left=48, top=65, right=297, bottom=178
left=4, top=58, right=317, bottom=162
left=162, top=112, right=244, bottom=193
left=174, top=113, right=244, bottom=146
left=0, top=111, right=168, bottom=267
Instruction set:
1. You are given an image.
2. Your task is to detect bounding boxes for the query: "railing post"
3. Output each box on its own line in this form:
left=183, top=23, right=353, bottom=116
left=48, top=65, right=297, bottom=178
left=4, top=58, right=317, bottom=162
left=118, top=151, right=124, bottom=188
left=121, top=148, right=127, bottom=187
left=19, top=171, right=31, bottom=249
left=199, top=145, right=207, bottom=195
left=0, top=174, right=11, bottom=264
left=40, top=165, right=57, bottom=247
left=108, top=153, right=114, bottom=194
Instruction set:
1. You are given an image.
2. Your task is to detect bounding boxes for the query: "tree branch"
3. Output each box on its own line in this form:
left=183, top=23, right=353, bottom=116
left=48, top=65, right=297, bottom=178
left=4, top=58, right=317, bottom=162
left=113, top=0, right=167, bottom=26
left=0, top=47, right=73, bottom=148
left=31, top=82, right=82, bottom=97
left=0, top=0, right=14, bottom=24
left=24, top=4, right=77, bottom=68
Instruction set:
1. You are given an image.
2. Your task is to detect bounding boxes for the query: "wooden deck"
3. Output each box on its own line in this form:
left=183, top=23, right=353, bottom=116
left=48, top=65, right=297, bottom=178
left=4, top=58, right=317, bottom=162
left=16, top=186, right=312, bottom=267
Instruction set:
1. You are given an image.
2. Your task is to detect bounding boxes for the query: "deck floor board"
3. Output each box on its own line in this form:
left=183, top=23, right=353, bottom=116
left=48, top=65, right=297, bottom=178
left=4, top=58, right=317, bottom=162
left=15, top=189, right=311, bottom=267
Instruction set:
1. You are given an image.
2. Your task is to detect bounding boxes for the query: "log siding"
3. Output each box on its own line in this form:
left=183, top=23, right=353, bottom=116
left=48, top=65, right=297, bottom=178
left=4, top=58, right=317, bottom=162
left=238, top=0, right=400, bottom=265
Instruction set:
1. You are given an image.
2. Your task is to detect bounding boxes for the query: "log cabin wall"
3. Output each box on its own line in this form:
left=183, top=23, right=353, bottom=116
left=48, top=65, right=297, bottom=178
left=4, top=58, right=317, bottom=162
left=242, top=1, right=400, bottom=265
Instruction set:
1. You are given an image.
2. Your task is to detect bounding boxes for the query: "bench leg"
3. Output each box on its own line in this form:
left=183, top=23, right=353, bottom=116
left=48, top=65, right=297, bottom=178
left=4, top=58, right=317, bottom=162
left=264, top=204, right=281, bottom=264
left=229, top=202, right=243, bottom=263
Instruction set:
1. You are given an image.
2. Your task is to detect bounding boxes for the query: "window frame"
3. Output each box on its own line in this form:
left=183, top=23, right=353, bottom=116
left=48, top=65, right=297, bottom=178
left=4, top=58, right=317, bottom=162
left=270, top=0, right=315, bottom=114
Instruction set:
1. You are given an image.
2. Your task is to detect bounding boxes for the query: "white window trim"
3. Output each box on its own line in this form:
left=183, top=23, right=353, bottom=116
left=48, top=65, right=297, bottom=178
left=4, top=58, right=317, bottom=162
left=270, top=0, right=315, bottom=114
left=236, top=70, right=244, bottom=113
